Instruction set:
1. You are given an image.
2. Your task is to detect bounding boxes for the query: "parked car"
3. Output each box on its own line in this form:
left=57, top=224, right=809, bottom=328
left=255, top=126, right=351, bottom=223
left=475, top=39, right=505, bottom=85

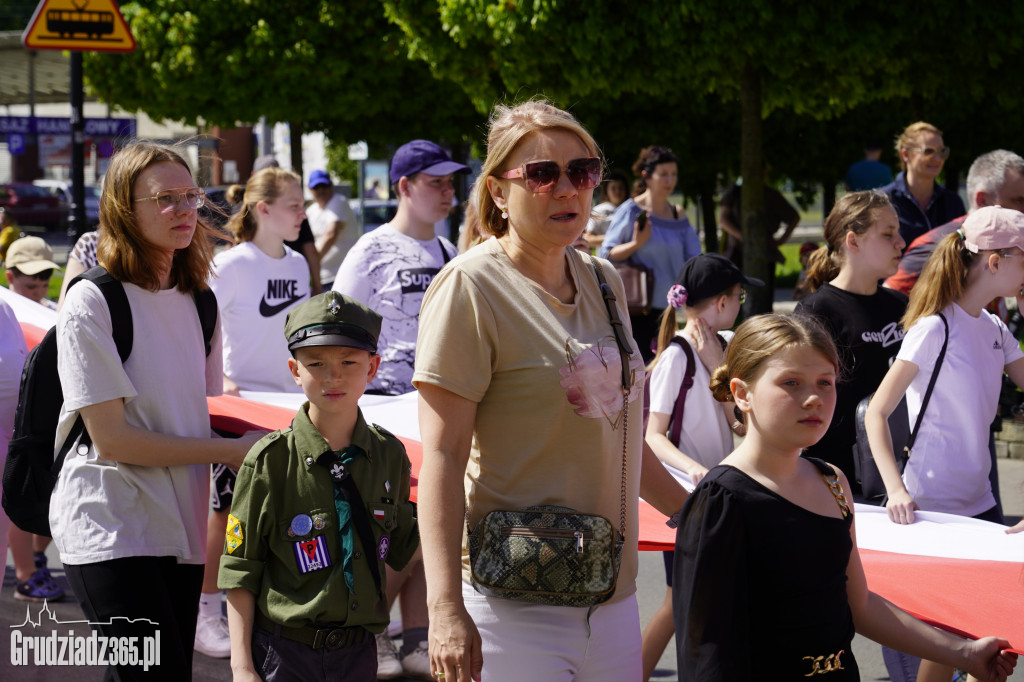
left=33, top=180, right=101, bottom=228
left=0, top=183, right=63, bottom=230
left=348, top=198, right=398, bottom=233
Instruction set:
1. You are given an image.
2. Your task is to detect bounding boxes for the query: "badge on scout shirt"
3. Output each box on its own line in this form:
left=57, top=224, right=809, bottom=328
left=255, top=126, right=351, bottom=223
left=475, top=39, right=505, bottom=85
left=312, top=514, right=327, bottom=530
left=294, top=536, right=332, bottom=574
left=226, top=514, right=244, bottom=554
left=288, top=514, right=313, bottom=538
left=378, top=535, right=390, bottom=560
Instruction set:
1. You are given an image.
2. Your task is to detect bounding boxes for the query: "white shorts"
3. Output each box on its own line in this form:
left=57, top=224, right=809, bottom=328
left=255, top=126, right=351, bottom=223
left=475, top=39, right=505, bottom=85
left=462, top=581, right=642, bottom=682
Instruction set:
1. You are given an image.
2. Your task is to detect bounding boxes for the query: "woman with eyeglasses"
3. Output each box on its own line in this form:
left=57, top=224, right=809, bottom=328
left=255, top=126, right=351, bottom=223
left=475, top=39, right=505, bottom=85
left=413, top=101, right=688, bottom=682
left=599, top=146, right=701, bottom=362
left=880, top=121, right=966, bottom=247
left=50, top=141, right=263, bottom=680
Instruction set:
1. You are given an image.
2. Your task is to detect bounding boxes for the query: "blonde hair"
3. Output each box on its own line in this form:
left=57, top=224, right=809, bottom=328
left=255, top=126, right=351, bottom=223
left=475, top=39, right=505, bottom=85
left=895, top=121, right=942, bottom=171
left=804, top=191, right=894, bottom=292
left=478, top=100, right=601, bottom=238
left=709, top=314, right=839, bottom=403
left=900, top=231, right=999, bottom=330
left=458, top=181, right=485, bottom=253
left=97, top=140, right=221, bottom=293
left=226, top=167, right=302, bottom=242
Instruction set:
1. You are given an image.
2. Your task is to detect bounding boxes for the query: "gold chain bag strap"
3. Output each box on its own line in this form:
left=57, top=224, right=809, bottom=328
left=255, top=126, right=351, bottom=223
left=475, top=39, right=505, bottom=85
left=466, top=256, right=634, bottom=607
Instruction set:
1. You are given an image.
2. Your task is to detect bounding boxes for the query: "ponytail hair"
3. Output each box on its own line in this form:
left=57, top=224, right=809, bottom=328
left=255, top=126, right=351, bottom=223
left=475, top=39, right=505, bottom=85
left=804, top=191, right=894, bottom=293
left=225, top=167, right=301, bottom=243
left=647, top=306, right=681, bottom=371
left=902, top=231, right=973, bottom=330
left=709, top=313, right=839, bottom=403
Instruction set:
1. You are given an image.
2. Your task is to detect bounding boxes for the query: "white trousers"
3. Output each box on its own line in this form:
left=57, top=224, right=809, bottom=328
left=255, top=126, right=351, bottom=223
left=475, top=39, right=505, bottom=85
left=462, top=581, right=642, bottom=682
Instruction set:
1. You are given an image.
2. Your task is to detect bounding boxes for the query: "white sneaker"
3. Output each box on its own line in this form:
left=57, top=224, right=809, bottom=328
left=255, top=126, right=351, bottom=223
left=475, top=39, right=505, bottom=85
left=387, top=618, right=403, bottom=638
left=401, top=641, right=433, bottom=680
left=194, top=614, right=231, bottom=659
left=375, top=631, right=403, bottom=679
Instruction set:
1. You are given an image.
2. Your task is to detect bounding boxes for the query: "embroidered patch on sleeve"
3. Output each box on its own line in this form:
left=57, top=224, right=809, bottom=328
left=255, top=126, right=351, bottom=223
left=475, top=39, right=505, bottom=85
left=293, top=535, right=332, bottom=574
left=226, top=514, right=244, bottom=554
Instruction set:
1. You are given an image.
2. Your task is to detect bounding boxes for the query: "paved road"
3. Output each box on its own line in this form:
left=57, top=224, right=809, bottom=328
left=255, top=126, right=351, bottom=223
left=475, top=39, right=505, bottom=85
left=3, top=454, right=1021, bottom=681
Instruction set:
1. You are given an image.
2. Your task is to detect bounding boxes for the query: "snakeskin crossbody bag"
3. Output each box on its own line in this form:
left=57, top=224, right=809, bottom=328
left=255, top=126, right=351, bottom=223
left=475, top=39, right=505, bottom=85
left=466, top=257, right=634, bottom=607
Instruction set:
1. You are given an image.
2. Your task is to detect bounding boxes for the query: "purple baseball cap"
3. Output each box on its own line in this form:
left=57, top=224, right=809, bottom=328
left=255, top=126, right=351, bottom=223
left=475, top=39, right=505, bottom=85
left=389, top=140, right=470, bottom=184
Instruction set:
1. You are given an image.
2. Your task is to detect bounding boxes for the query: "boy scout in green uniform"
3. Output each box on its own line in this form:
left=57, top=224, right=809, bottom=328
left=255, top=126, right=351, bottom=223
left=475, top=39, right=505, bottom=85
left=219, top=291, right=419, bottom=681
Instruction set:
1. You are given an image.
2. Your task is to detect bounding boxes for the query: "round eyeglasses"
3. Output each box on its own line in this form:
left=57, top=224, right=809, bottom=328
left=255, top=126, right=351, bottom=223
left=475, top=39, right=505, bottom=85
left=134, top=188, right=206, bottom=212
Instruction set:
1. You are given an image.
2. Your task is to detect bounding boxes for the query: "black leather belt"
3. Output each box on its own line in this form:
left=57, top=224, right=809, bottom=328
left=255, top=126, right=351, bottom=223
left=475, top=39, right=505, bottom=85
left=255, top=612, right=369, bottom=651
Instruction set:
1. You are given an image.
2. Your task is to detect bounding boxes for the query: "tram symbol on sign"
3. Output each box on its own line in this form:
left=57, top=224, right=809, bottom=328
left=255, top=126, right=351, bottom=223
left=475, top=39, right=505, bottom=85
left=22, top=0, right=136, bottom=53
left=47, top=1, right=114, bottom=39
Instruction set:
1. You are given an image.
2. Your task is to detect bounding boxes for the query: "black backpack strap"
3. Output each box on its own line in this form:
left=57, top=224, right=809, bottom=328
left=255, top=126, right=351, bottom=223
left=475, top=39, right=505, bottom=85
left=667, top=333, right=726, bottom=445
left=192, top=287, right=218, bottom=358
left=904, top=312, right=949, bottom=456
left=668, top=337, right=695, bottom=446
left=73, top=266, right=133, bottom=363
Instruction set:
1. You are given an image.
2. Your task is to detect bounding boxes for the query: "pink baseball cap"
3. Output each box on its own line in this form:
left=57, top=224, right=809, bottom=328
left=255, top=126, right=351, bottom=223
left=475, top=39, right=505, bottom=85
left=961, top=205, right=1024, bottom=253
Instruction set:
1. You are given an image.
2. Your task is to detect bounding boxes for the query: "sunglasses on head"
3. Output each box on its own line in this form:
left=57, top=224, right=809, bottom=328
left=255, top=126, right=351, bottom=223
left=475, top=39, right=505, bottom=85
left=500, top=157, right=602, bottom=193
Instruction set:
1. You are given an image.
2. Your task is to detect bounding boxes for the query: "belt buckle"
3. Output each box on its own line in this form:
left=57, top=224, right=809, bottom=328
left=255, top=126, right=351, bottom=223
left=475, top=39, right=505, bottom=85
left=324, top=628, right=350, bottom=651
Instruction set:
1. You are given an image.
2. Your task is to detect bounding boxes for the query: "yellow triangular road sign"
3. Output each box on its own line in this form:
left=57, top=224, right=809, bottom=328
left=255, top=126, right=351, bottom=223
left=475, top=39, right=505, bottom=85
left=22, top=0, right=135, bottom=53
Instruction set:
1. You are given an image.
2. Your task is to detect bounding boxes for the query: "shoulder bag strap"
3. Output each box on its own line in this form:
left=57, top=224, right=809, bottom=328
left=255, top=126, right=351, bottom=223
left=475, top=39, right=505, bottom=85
left=437, top=238, right=452, bottom=265
left=904, top=312, right=949, bottom=456
left=590, top=255, right=634, bottom=539
left=668, top=337, right=695, bottom=446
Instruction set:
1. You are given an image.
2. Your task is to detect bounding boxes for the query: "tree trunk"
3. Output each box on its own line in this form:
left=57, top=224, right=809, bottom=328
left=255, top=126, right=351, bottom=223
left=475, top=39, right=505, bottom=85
left=289, top=121, right=304, bottom=181
left=740, top=62, right=770, bottom=315
left=823, top=181, right=836, bottom=224
left=699, top=176, right=719, bottom=253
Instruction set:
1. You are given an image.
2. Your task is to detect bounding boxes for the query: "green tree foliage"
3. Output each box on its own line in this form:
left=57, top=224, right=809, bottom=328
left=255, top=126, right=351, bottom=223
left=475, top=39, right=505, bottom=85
left=384, top=0, right=1024, bottom=311
left=83, top=0, right=482, bottom=150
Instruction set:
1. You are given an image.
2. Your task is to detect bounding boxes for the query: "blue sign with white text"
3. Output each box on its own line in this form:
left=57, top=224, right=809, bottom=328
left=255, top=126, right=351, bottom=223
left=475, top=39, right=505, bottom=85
left=0, top=117, right=135, bottom=137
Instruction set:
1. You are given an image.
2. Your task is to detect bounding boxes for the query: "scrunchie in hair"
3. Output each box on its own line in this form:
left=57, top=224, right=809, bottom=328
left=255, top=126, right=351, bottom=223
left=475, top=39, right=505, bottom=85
left=667, top=284, right=688, bottom=309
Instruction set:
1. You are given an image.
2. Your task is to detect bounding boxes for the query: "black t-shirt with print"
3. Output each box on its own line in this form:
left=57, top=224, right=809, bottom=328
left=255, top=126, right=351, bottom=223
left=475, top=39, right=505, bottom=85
left=795, top=283, right=909, bottom=489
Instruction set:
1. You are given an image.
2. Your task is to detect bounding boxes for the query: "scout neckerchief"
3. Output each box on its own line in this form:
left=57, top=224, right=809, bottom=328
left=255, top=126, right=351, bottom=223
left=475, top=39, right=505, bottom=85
left=316, top=445, right=383, bottom=597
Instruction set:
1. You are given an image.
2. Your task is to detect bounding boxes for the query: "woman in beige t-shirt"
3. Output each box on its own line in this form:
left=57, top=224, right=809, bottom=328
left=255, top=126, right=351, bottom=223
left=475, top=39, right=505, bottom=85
left=413, top=101, right=688, bottom=682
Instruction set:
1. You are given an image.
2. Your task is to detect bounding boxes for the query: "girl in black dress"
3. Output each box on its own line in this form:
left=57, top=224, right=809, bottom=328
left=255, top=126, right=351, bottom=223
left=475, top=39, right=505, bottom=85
left=672, top=313, right=1016, bottom=682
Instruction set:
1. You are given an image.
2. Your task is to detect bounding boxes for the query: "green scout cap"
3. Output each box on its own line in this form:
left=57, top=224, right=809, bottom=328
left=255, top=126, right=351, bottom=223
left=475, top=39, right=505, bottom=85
left=284, top=291, right=382, bottom=353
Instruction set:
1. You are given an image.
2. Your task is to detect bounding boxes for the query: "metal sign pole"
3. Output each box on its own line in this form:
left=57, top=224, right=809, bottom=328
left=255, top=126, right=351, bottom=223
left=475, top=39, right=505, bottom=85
left=68, top=52, right=85, bottom=244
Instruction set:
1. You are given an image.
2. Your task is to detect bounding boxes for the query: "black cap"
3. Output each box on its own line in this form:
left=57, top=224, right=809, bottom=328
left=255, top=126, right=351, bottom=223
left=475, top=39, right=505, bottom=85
left=284, top=291, right=382, bottom=352
left=676, top=253, right=764, bottom=305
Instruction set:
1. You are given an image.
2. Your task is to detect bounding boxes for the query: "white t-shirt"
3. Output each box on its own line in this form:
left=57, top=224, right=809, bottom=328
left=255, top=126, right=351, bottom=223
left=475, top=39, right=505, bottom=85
left=0, top=298, right=27, bottom=472
left=896, top=303, right=1023, bottom=517
left=648, top=331, right=734, bottom=479
left=0, top=299, right=25, bottom=569
left=333, top=224, right=456, bottom=395
left=586, top=201, right=619, bottom=236
left=211, top=241, right=308, bottom=393
left=50, top=280, right=223, bottom=565
left=307, top=194, right=358, bottom=285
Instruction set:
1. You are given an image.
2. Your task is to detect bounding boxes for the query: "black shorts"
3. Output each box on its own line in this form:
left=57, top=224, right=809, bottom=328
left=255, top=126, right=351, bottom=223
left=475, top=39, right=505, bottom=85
left=210, top=463, right=237, bottom=512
